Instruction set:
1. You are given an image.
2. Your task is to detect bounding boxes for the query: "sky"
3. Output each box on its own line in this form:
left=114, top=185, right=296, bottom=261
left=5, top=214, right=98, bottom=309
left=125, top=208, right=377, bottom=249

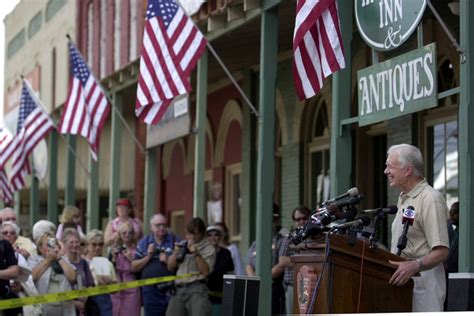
left=0, top=1, right=20, bottom=122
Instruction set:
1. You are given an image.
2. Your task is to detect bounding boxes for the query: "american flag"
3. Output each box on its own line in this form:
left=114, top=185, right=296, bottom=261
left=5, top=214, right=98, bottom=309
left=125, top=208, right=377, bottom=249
left=135, top=0, right=207, bottom=125
left=9, top=81, right=55, bottom=191
left=58, top=42, right=110, bottom=160
left=0, top=128, right=14, bottom=204
left=293, top=0, right=345, bottom=100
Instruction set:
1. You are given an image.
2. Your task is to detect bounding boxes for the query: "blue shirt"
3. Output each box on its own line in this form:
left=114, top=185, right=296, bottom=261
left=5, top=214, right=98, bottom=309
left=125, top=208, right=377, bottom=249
left=134, top=232, right=179, bottom=279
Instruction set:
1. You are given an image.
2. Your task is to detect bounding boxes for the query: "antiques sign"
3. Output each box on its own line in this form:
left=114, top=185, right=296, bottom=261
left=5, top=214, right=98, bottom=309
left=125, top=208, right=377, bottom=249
left=355, top=0, right=427, bottom=51
left=357, top=43, right=437, bottom=127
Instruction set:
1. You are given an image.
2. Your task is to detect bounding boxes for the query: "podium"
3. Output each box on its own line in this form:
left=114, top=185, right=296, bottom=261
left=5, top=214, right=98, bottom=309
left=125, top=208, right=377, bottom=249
left=291, top=234, right=413, bottom=314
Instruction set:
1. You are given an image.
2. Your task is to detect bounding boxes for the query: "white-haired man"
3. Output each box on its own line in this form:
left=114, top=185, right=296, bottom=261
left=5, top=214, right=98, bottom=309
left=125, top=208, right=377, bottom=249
left=0, top=208, right=36, bottom=258
left=384, top=144, right=449, bottom=312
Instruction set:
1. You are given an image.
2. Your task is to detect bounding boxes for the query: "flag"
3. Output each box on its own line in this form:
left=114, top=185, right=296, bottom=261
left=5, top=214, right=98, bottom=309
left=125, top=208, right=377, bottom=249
left=293, top=0, right=345, bottom=100
left=9, top=81, right=55, bottom=191
left=58, top=42, right=110, bottom=161
left=135, top=0, right=207, bottom=125
left=0, top=128, right=14, bottom=204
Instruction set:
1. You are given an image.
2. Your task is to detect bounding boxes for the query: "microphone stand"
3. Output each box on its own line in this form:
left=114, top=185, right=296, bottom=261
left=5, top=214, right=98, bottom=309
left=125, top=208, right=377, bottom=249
left=369, top=209, right=383, bottom=249
left=396, top=221, right=411, bottom=256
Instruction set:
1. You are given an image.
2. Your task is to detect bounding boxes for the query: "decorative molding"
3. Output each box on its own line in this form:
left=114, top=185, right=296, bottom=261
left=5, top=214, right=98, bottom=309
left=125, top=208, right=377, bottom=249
left=214, top=99, right=243, bottom=167
left=162, top=139, right=188, bottom=178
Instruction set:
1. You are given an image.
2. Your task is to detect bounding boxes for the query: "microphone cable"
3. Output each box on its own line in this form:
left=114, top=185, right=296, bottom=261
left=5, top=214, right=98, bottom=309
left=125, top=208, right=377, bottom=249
left=306, top=231, right=332, bottom=314
left=356, top=238, right=367, bottom=313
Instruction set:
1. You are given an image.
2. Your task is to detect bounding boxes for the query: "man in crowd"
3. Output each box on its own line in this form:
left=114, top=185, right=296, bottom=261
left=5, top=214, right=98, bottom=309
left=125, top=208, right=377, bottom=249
left=0, top=207, right=36, bottom=258
left=0, top=235, right=20, bottom=316
left=132, top=214, right=177, bottom=316
left=278, top=205, right=311, bottom=314
left=206, top=225, right=234, bottom=314
left=384, top=144, right=449, bottom=312
left=166, top=217, right=215, bottom=316
left=246, top=205, right=286, bottom=314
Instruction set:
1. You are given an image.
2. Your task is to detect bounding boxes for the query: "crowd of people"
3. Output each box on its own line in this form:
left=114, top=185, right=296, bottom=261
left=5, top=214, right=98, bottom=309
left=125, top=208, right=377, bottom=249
left=0, top=144, right=461, bottom=315
left=0, top=199, right=241, bottom=316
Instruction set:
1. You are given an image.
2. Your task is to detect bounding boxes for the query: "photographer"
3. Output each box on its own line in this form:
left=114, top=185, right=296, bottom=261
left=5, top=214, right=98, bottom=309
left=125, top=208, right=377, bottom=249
left=166, top=217, right=216, bottom=316
left=131, top=214, right=177, bottom=316
left=28, top=234, right=76, bottom=315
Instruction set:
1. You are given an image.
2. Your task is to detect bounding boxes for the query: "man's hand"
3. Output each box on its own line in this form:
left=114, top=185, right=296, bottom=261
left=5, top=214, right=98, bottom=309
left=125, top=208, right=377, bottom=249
left=388, top=260, right=419, bottom=286
left=146, top=244, right=155, bottom=257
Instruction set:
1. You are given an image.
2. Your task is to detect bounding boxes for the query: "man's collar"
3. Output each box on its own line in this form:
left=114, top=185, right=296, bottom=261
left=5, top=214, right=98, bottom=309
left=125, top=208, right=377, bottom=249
left=400, top=178, right=427, bottom=199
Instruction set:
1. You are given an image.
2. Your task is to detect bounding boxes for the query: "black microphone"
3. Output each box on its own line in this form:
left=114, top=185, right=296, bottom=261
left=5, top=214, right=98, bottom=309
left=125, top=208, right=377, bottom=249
left=362, top=205, right=398, bottom=215
left=333, top=215, right=371, bottom=229
left=325, top=187, right=359, bottom=204
left=396, top=206, right=415, bottom=256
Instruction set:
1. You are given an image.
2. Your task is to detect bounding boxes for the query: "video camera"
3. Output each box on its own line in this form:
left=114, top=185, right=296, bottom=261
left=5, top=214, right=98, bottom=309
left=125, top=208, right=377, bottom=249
left=288, top=189, right=364, bottom=245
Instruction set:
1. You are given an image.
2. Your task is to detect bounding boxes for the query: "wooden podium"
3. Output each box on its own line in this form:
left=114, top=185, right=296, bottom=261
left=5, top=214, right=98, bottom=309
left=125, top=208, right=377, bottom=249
left=291, top=234, right=413, bottom=314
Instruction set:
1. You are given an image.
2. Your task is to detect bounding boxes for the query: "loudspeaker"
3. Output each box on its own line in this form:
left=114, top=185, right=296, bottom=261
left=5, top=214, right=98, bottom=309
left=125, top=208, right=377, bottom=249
left=222, top=275, right=260, bottom=316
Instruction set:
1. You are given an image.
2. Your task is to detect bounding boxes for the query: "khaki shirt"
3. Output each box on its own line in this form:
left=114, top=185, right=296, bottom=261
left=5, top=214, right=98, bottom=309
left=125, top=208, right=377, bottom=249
left=175, top=239, right=215, bottom=285
left=391, top=179, right=449, bottom=259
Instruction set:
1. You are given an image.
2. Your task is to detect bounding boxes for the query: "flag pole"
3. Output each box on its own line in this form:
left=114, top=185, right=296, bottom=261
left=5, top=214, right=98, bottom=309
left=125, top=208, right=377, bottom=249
left=66, top=35, right=147, bottom=156
left=22, top=78, right=90, bottom=177
left=176, top=1, right=260, bottom=119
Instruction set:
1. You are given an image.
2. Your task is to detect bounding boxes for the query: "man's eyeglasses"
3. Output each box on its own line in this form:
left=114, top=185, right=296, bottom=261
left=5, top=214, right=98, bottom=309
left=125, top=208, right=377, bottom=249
left=293, top=216, right=308, bottom=222
left=153, top=223, right=167, bottom=229
left=1, top=231, right=16, bottom=236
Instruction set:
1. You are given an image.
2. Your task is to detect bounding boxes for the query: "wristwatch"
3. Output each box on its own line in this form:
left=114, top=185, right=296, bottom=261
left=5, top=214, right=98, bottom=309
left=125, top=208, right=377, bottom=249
left=415, top=258, right=424, bottom=271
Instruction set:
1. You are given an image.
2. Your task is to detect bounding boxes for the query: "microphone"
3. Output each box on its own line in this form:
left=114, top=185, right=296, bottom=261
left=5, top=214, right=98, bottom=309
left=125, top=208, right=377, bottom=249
left=325, top=187, right=359, bottom=204
left=396, top=206, right=415, bottom=256
left=332, top=215, right=371, bottom=229
left=362, top=205, right=398, bottom=215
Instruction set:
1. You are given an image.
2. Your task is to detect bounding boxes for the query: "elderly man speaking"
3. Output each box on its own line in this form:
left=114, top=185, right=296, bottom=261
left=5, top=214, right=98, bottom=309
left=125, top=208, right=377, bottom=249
left=384, top=144, right=449, bottom=312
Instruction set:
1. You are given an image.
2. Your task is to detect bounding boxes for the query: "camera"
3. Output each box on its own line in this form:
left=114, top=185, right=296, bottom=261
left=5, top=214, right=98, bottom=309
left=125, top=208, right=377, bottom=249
left=47, top=237, right=58, bottom=250
left=155, top=245, right=173, bottom=256
left=176, top=240, right=189, bottom=263
left=114, top=245, right=127, bottom=253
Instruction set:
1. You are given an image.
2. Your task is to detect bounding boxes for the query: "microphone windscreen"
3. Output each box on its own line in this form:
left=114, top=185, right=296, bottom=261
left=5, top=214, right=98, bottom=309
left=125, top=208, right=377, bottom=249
left=358, top=215, right=371, bottom=226
left=388, top=205, right=398, bottom=214
left=348, top=187, right=359, bottom=196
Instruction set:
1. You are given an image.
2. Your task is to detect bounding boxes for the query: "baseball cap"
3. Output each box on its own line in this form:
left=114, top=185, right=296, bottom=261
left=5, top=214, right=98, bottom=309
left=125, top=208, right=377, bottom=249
left=206, top=225, right=223, bottom=234
left=116, top=198, right=132, bottom=208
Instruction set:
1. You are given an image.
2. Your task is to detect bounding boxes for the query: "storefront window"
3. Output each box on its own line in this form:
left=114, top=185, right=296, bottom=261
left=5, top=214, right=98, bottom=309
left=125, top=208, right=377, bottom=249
left=430, top=120, right=458, bottom=207
left=306, top=101, right=330, bottom=209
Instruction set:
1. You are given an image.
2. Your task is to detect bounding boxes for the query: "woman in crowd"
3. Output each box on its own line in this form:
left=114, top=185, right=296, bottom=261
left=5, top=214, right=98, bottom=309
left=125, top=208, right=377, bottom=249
left=62, top=228, right=96, bottom=315
left=104, top=199, right=142, bottom=247
left=28, top=234, right=76, bottom=315
left=109, top=222, right=141, bottom=315
left=56, top=206, right=85, bottom=240
left=85, top=229, right=117, bottom=316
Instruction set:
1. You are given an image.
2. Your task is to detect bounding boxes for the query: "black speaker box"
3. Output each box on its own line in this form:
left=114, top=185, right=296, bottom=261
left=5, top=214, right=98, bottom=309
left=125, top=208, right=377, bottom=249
left=222, top=275, right=260, bottom=316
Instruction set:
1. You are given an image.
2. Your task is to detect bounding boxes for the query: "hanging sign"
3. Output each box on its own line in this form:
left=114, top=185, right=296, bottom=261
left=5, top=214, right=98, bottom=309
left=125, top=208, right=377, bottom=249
left=355, top=0, right=427, bottom=51
left=357, top=43, right=437, bottom=127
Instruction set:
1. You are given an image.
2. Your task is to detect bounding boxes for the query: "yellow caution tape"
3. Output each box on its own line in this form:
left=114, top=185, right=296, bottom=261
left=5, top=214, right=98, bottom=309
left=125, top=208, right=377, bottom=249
left=0, top=273, right=197, bottom=310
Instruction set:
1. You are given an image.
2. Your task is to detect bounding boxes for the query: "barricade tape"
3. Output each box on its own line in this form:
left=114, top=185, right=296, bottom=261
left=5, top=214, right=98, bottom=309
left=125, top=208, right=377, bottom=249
left=0, top=273, right=197, bottom=310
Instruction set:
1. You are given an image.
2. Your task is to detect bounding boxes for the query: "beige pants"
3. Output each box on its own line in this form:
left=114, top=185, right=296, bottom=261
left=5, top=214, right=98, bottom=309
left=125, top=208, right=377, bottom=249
left=412, top=263, right=446, bottom=312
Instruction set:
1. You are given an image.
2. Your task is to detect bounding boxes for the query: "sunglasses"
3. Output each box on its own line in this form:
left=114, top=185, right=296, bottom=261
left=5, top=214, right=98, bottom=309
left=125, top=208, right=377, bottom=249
left=91, top=242, right=104, bottom=247
left=207, top=232, right=221, bottom=237
left=1, top=231, right=16, bottom=236
left=294, top=216, right=308, bottom=222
